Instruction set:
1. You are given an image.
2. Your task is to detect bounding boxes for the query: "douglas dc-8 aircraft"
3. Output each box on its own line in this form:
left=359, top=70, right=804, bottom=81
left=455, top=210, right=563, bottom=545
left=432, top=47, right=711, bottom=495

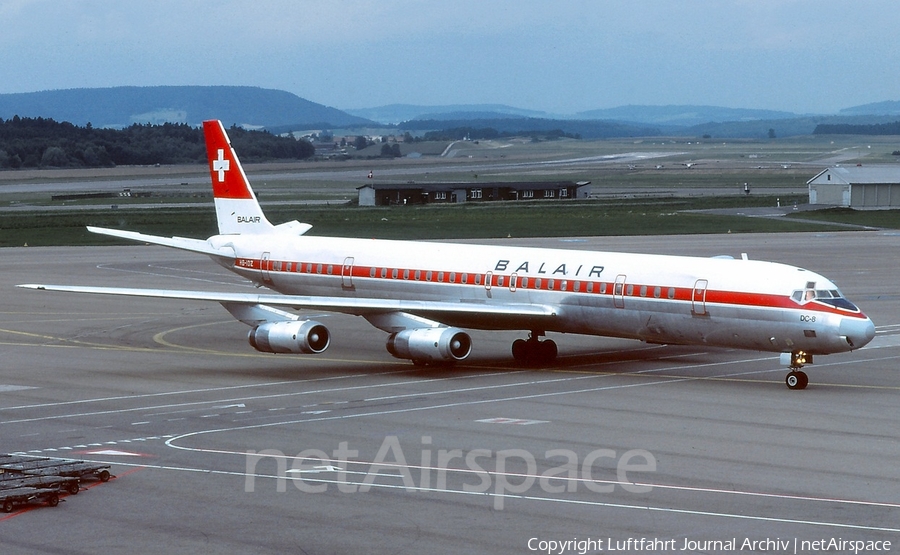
left=20, top=120, right=875, bottom=389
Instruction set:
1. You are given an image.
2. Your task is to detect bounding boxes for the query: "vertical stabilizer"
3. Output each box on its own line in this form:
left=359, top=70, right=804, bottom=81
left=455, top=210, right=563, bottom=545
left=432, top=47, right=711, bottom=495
left=203, top=120, right=273, bottom=235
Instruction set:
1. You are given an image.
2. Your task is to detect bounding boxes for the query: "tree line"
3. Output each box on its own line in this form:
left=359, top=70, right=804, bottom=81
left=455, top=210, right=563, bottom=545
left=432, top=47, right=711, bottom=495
left=0, top=116, right=314, bottom=169
left=813, top=120, right=900, bottom=135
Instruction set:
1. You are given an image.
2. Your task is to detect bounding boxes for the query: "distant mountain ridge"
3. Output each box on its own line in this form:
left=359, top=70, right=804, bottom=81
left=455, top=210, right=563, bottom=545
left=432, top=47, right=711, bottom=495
left=352, top=102, right=900, bottom=138
left=839, top=100, right=900, bottom=116
left=1, top=86, right=899, bottom=138
left=345, top=104, right=554, bottom=124
left=348, top=103, right=806, bottom=126
left=0, top=86, right=373, bottom=128
left=575, top=105, right=800, bottom=126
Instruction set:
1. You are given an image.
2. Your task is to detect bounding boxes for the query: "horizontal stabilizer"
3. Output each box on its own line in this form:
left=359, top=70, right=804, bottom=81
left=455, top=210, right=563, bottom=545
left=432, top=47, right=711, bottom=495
left=273, top=221, right=313, bottom=235
left=87, top=226, right=234, bottom=258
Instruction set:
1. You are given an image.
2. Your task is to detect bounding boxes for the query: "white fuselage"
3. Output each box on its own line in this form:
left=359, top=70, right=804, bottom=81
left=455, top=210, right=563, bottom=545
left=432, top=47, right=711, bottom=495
left=210, top=234, right=875, bottom=356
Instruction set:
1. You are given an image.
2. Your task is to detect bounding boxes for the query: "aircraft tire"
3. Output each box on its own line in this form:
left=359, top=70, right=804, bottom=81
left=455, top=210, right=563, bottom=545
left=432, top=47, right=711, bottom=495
left=539, top=339, right=558, bottom=362
left=511, top=339, right=528, bottom=362
left=785, top=371, right=808, bottom=390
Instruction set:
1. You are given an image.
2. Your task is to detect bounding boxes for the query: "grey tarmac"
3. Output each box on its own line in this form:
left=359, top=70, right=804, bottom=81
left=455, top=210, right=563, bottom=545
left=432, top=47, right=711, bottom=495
left=1, top=232, right=898, bottom=554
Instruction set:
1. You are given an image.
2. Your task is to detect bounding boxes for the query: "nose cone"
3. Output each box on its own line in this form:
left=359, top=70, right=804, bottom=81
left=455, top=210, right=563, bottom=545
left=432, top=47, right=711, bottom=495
left=840, top=315, right=876, bottom=350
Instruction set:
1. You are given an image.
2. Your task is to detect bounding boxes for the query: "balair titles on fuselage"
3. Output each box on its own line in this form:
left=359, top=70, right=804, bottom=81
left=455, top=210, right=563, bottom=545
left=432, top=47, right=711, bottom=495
left=494, top=259, right=604, bottom=278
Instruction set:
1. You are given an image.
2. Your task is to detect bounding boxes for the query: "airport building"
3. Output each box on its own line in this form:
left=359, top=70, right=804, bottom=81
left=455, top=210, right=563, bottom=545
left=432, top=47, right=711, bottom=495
left=808, top=165, right=900, bottom=208
left=357, top=181, right=592, bottom=206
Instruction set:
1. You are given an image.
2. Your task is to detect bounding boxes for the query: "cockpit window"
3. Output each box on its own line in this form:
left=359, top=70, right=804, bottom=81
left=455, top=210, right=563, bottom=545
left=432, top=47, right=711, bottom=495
left=791, top=284, right=860, bottom=312
left=818, top=297, right=860, bottom=311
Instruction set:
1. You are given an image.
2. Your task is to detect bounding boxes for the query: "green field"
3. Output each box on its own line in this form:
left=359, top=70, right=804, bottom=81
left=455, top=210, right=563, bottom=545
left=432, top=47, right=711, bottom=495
left=4, top=194, right=897, bottom=248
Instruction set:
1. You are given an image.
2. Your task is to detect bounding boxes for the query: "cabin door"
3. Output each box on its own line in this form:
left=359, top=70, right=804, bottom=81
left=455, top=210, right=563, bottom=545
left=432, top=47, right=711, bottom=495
left=692, top=279, right=708, bottom=316
left=342, top=257, right=355, bottom=290
left=613, top=274, right=627, bottom=308
left=261, top=252, right=272, bottom=284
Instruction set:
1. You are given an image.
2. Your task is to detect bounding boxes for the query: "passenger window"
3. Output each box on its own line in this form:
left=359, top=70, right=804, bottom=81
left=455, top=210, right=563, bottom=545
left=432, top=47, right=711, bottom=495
left=667, top=287, right=675, bottom=299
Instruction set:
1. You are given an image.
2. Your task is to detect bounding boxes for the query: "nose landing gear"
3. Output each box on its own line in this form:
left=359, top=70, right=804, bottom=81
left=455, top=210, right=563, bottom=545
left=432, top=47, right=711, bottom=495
left=782, top=351, right=811, bottom=390
left=785, top=370, right=808, bottom=390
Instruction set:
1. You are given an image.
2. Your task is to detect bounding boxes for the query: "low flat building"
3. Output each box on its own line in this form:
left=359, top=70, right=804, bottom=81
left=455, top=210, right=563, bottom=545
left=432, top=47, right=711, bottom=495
left=808, top=165, right=900, bottom=208
left=357, top=181, right=591, bottom=206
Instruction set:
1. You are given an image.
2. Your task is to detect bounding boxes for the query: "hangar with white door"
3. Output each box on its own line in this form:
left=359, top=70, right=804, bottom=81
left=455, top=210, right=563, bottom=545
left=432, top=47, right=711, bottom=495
left=808, top=165, right=900, bottom=208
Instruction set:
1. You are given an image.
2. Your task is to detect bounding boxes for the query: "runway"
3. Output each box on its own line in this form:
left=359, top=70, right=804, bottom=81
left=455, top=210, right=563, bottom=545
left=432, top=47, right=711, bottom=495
left=2, top=232, right=899, bottom=554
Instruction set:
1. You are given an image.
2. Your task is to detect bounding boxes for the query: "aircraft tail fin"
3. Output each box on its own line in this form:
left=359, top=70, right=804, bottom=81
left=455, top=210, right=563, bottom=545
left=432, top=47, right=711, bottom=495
left=203, top=120, right=274, bottom=235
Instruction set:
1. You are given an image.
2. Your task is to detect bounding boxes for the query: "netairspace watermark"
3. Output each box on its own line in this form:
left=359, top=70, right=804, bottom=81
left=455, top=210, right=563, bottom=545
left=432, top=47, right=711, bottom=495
left=244, top=435, right=656, bottom=510
left=527, top=536, right=892, bottom=554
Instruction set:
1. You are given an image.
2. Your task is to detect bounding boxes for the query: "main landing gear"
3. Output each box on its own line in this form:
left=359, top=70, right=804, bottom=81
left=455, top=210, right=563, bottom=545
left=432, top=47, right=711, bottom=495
left=782, top=351, right=811, bottom=390
left=511, top=332, right=557, bottom=366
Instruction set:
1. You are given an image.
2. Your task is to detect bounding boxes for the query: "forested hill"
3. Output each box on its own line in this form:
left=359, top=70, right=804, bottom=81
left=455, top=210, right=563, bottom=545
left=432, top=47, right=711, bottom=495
left=0, top=117, right=314, bottom=168
left=0, top=86, right=373, bottom=129
left=813, top=120, right=900, bottom=135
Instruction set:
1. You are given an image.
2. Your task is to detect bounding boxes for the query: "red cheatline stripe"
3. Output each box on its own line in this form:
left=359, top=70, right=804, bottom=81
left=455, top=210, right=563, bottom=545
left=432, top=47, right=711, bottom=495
left=233, top=257, right=868, bottom=319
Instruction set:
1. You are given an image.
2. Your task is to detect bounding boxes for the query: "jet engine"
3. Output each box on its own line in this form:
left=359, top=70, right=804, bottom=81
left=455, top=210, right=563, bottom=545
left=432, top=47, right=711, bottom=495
left=248, top=320, right=330, bottom=354
left=386, top=327, right=472, bottom=363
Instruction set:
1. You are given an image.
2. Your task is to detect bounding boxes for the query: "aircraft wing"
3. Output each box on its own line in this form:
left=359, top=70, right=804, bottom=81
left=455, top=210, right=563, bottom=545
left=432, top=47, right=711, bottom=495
left=87, top=226, right=234, bottom=258
left=16, top=284, right=558, bottom=324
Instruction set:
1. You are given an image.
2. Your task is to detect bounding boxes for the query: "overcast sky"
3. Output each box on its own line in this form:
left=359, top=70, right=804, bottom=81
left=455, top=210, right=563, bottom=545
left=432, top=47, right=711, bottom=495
left=2, top=0, right=898, bottom=115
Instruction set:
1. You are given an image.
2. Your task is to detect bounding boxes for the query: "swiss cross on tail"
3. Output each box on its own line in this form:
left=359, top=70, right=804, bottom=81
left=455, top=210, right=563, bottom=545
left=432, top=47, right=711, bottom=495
left=202, top=120, right=273, bottom=234
left=213, top=149, right=229, bottom=182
